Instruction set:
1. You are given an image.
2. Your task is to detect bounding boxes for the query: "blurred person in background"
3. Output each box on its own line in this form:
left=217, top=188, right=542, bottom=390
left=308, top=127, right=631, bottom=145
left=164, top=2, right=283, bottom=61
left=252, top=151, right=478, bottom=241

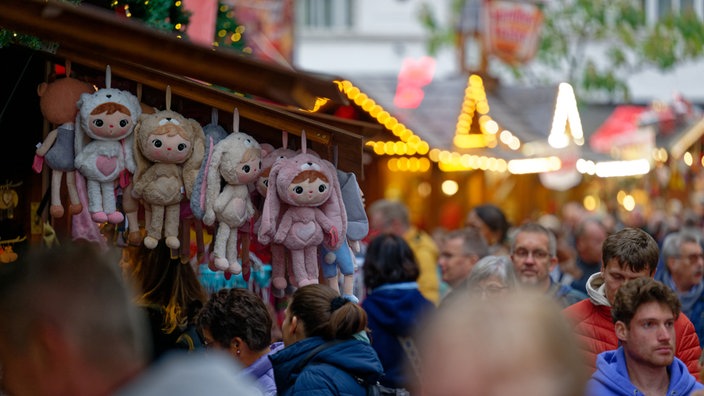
left=437, top=227, right=489, bottom=301
left=568, top=216, right=609, bottom=295
left=0, top=243, right=261, bottom=396
left=416, top=289, right=588, bottom=396
left=465, top=204, right=511, bottom=256
left=656, top=230, right=704, bottom=347
left=361, top=233, right=434, bottom=389
left=368, top=199, right=440, bottom=304
left=462, top=255, right=518, bottom=301
left=121, top=240, right=207, bottom=360
left=197, top=288, right=283, bottom=396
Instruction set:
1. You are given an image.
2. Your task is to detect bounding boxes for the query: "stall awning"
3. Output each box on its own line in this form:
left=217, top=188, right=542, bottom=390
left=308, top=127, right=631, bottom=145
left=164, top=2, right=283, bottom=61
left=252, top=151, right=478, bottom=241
left=0, top=0, right=373, bottom=176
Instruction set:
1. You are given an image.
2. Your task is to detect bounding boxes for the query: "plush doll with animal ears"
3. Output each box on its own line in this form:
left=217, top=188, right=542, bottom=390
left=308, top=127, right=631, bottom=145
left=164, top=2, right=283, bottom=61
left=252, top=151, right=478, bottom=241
left=203, top=122, right=262, bottom=275
left=132, top=99, right=205, bottom=250
left=258, top=134, right=347, bottom=287
left=33, top=64, right=95, bottom=219
left=74, top=67, right=140, bottom=224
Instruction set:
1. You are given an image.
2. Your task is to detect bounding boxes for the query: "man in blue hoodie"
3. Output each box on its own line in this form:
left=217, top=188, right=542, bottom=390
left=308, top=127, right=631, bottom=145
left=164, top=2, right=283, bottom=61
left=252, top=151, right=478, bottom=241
left=588, top=277, right=704, bottom=396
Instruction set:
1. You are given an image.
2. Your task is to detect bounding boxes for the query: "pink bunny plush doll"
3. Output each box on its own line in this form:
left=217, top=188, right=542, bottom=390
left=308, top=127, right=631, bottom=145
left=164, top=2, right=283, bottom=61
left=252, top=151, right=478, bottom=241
left=258, top=148, right=347, bottom=287
left=74, top=87, right=141, bottom=224
left=132, top=109, right=205, bottom=249
left=253, top=144, right=297, bottom=294
left=203, top=131, right=262, bottom=274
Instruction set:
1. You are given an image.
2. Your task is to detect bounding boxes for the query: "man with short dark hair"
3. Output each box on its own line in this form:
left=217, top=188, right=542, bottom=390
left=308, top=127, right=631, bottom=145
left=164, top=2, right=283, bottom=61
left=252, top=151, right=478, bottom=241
left=588, top=278, right=704, bottom=395
left=438, top=227, right=490, bottom=291
left=510, top=223, right=586, bottom=308
left=563, top=227, right=701, bottom=376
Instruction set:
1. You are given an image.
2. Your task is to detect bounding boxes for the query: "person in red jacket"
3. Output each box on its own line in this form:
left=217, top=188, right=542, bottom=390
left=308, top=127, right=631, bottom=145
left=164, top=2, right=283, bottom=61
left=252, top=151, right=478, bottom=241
left=563, top=227, right=702, bottom=376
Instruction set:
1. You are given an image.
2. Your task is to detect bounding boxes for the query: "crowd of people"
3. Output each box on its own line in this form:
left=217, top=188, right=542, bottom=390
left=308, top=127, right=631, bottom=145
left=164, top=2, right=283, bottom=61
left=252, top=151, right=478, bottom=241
left=4, top=198, right=704, bottom=395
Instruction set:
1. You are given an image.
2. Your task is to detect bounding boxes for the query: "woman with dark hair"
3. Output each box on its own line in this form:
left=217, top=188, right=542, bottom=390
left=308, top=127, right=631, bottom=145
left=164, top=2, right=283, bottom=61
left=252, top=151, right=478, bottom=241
left=121, top=240, right=208, bottom=361
left=269, top=284, right=384, bottom=396
left=196, top=288, right=283, bottom=396
left=361, top=233, right=434, bottom=389
left=466, top=204, right=511, bottom=256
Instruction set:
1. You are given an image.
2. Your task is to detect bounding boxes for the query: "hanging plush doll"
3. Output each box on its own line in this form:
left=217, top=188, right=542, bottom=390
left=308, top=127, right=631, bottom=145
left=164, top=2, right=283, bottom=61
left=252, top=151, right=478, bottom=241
left=74, top=66, right=141, bottom=224
left=132, top=88, right=205, bottom=249
left=258, top=133, right=346, bottom=287
left=203, top=109, right=262, bottom=274
left=320, top=169, right=367, bottom=302
left=253, top=135, right=296, bottom=294
left=185, top=108, right=228, bottom=264
left=33, top=62, right=95, bottom=219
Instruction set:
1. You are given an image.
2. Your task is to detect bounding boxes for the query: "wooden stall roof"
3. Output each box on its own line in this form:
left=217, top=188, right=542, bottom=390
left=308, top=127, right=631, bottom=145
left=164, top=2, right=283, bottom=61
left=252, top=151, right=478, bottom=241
left=0, top=0, right=370, bottom=177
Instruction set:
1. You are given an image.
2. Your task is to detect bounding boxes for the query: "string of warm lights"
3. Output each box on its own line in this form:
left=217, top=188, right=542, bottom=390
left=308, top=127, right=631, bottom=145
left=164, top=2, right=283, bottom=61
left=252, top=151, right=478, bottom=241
left=334, top=78, right=664, bottom=178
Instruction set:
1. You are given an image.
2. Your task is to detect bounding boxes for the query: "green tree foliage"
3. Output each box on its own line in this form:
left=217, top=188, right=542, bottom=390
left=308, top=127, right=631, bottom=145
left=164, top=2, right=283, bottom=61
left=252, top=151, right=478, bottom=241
left=419, top=0, right=704, bottom=102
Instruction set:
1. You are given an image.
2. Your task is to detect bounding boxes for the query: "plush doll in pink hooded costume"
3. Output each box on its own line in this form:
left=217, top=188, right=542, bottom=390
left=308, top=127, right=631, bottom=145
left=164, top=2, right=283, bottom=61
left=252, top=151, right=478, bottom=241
left=253, top=141, right=297, bottom=294
left=258, top=137, right=346, bottom=287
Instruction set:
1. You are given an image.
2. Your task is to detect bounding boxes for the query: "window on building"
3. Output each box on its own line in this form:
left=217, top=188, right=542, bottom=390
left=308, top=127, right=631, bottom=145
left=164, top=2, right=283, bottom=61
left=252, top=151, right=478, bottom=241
left=646, top=0, right=703, bottom=23
left=297, top=0, right=354, bottom=31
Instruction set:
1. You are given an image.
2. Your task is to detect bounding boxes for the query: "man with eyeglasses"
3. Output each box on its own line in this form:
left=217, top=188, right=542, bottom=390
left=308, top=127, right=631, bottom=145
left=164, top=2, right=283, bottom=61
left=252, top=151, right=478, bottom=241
left=656, top=230, right=704, bottom=347
left=510, top=223, right=586, bottom=308
left=563, top=227, right=701, bottom=376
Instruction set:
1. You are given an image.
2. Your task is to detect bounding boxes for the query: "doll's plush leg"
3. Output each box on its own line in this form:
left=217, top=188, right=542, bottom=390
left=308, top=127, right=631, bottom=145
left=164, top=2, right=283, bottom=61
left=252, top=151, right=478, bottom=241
left=290, top=249, right=313, bottom=287
left=226, top=227, right=241, bottom=275
left=239, top=232, right=251, bottom=280
left=213, top=222, right=230, bottom=271
left=270, top=243, right=288, bottom=291
left=302, top=246, right=320, bottom=286
left=87, top=179, right=107, bottom=222
left=122, top=184, right=141, bottom=245
left=102, top=182, right=123, bottom=224
left=66, top=171, right=82, bottom=215
left=320, top=246, right=340, bottom=293
left=163, top=203, right=180, bottom=249
left=144, top=205, right=164, bottom=249
left=49, top=170, right=65, bottom=218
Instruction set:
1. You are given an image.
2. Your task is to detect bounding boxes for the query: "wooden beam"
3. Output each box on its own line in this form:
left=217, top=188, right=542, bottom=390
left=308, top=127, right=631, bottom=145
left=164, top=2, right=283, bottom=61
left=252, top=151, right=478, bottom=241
left=0, top=0, right=348, bottom=109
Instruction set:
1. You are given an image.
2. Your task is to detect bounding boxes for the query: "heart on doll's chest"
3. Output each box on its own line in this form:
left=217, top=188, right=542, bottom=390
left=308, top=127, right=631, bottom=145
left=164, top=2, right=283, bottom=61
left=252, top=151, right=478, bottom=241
left=96, top=155, right=118, bottom=176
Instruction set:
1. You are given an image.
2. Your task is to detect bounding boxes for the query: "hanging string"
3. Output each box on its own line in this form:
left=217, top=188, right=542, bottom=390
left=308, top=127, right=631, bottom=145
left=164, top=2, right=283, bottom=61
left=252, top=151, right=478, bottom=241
left=300, top=130, right=307, bottom=153
left=165, top=85, right=172, bottom=111
left=136, top=83, right=143, bottom=102
left=105, top=65, right=112, bottom=89
left=232, top=107, right=239, bottom=133
left=65, top=60, right=72, bottom=78
left=211, top=107, right=219, bottom=125
left=282, top=130, right=288, bottom=149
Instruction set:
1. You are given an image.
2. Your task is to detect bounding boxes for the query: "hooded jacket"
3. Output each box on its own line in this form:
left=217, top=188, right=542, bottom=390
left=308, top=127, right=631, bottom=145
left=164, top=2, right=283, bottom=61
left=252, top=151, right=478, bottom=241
left=588, top=347, right=704, bottom=395
left=243, top=342, right=284, bottom=396
left=269, top=336, right=384, bottom=396
left=362, top=282, right=434, bottom=388
left=404, top=226, right=440, bottom=304
left=563, top=272, right=701, bottom=376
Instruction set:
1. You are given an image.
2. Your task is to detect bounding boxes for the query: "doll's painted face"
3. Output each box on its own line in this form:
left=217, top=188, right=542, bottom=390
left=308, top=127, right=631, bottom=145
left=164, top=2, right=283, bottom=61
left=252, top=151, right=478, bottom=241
left=88, top=102, right=133, bottom=140
left=287, top=169, right=330, bottom=206
left=144, top=131, right=191, bottom=164
left=222, top=147, right=261, bottom=185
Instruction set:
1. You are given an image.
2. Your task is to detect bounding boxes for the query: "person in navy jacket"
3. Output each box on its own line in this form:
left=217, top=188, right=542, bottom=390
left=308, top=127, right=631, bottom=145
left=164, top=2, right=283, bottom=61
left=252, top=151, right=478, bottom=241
left=269, top=284, right=384, bottom=395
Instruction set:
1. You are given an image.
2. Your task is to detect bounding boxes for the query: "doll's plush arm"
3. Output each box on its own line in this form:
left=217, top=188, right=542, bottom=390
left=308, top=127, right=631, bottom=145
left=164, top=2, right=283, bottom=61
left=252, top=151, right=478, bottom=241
left=35, top=129, right=59, bottom=157
left=273, top=213, right=292, bottom=244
